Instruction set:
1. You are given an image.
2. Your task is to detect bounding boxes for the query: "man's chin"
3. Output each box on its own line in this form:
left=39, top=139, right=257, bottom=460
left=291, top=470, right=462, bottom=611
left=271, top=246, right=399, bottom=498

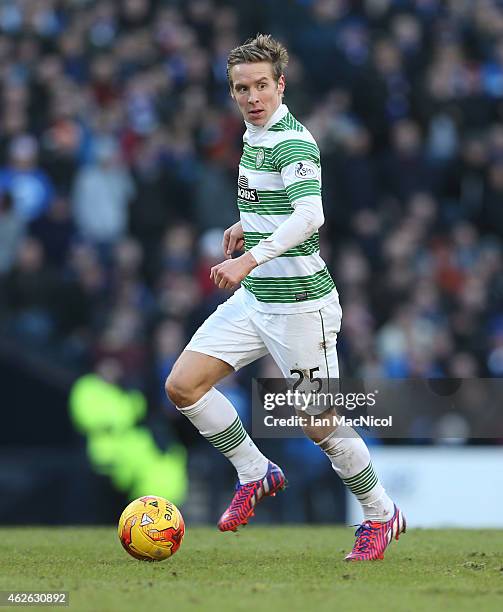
left=248, top=112, right=267, bottom=126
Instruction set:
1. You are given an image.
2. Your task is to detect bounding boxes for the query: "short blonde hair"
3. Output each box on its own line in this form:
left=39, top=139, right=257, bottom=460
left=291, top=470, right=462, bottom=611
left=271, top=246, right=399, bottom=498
left=227, top=33, right=289, bottom=87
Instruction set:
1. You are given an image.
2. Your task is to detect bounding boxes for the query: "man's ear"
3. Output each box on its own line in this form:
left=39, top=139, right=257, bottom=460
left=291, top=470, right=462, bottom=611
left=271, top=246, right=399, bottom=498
left=278, top=74, right=285, bottom=95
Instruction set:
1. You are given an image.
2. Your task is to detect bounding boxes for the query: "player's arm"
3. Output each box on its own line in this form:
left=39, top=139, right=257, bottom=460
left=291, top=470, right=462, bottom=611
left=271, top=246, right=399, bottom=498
left=249, top=141, right=324, bottom=265
left=248, top=194, right=323, bottom=265
left=211, top=140, right=323, bottom=289
left=210, top=220, right=253, bottom=289
left=210, top=190, right=322, bottom=289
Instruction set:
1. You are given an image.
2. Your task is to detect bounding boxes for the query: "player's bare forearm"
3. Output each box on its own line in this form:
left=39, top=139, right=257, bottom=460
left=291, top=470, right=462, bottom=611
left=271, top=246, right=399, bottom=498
left=210, top=252, right=258, bottom=289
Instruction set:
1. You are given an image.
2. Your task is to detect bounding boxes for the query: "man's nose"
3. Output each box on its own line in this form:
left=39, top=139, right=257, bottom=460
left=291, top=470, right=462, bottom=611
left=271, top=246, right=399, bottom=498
left=248, top=89, right=259, bottom=103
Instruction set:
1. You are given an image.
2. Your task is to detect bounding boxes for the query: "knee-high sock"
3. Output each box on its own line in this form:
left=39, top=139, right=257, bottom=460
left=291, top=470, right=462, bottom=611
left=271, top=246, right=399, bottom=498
left=316, top=426, right=394, bottom=522
left=177, top=387, right=269, bottom=484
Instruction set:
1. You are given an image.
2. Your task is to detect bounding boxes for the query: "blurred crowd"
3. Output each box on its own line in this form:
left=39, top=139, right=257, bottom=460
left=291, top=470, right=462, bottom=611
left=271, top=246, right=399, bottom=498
left=0, top=0, right=502, bottom=444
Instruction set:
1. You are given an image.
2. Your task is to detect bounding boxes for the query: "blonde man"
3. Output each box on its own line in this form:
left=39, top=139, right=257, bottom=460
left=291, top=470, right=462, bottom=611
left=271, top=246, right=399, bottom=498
left=166, top=34, right=405, bottom=561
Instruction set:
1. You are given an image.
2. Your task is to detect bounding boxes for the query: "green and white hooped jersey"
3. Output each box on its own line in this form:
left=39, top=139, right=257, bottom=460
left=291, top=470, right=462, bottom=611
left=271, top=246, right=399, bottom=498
left=238, top=104, right=339, bottom=314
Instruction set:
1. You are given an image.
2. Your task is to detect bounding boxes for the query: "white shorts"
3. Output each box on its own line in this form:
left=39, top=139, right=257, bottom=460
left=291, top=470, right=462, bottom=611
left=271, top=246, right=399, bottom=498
left=185, top=287, right=342, bottom=381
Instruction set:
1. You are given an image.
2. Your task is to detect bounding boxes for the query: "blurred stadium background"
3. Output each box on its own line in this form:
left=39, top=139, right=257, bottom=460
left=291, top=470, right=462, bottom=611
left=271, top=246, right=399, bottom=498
left=1, top=0, right=502, bottom=529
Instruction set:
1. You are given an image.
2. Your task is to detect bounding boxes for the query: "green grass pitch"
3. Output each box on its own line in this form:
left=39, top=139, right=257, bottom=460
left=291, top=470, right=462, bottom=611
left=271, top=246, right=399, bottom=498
left=1, top=527, right=502, bottom=611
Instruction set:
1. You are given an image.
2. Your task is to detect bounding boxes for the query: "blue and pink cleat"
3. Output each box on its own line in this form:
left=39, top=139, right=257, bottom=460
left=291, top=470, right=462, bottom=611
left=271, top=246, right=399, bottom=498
left=345, top=504, right=406, bottom=561
left=217, top=461, right=286, bottom=532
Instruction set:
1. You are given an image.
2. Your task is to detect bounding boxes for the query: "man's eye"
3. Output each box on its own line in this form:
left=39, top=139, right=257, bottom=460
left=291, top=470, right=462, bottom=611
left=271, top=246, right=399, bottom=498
left=258, top=83, right=266, bottom=90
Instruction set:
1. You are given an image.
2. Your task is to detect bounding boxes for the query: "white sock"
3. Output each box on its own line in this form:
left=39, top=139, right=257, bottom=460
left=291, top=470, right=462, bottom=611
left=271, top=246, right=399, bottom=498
left=316, top=426, right=394, bottom=522
left=177, top=387, right=269, bottom=484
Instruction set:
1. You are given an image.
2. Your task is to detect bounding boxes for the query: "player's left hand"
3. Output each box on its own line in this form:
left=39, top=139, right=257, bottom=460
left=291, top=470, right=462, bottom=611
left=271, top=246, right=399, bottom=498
left=210, top=252, right=258, bottom=289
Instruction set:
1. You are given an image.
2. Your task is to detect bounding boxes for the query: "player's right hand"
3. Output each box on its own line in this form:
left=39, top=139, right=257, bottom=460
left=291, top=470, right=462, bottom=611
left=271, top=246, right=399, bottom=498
left=223, top=221, right=244, bottom=259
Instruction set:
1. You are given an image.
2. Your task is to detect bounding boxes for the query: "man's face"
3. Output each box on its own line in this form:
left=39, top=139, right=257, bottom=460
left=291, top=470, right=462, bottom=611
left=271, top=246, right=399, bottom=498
left=230, top=61, right=285, bottom=127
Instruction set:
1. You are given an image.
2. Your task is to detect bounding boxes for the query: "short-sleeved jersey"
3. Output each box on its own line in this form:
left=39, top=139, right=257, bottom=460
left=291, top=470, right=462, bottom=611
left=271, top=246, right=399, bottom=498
left=238, top=104, right=339, bottom=314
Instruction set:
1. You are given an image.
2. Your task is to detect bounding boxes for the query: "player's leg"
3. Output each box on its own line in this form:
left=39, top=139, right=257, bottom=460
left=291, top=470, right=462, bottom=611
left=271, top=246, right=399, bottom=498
left=165, top=289, right=286, bottom=531
left=167, top=349, right=233, bottom=407
left=166, top=291, right=270, bottom=484
left=255, top=301, right=404, bottom=559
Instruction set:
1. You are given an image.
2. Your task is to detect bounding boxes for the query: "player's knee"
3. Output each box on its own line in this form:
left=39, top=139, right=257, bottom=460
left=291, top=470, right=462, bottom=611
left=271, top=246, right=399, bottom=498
left=302, top=423, right=326, bottom=444
left=165, top=374, right=192, bottom=408
left=300, top=408, right=338, bottom=443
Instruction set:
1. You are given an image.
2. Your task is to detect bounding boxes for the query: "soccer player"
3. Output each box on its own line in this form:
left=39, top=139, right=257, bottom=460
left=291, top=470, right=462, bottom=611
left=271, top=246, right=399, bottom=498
left=166, top=34, right=405, bottom=561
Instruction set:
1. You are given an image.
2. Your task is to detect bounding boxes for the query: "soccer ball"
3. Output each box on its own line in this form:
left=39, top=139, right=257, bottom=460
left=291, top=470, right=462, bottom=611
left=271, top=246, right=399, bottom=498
left=118, top=495, right=185, bottom=561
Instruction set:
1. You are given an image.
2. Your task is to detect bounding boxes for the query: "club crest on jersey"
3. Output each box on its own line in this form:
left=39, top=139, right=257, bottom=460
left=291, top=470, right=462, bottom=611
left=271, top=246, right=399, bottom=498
left=238, top=175, right=259, bottom=202
left=294, top=161, right=318, bottom=179
left=255, top=148, right=265, bottom=169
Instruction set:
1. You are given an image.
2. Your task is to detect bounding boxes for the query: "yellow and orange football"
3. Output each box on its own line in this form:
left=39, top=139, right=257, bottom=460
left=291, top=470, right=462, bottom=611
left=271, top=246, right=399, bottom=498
left=118, top=495, right=185, bottom=561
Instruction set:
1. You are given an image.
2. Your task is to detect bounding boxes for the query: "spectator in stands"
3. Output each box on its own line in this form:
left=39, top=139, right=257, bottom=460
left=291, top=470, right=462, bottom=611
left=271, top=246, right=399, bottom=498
left=2, top=236, right=56, bottom=345
left=0, top=134, right=54, bottom=223
left=72, top=137, right=135, bottom=249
